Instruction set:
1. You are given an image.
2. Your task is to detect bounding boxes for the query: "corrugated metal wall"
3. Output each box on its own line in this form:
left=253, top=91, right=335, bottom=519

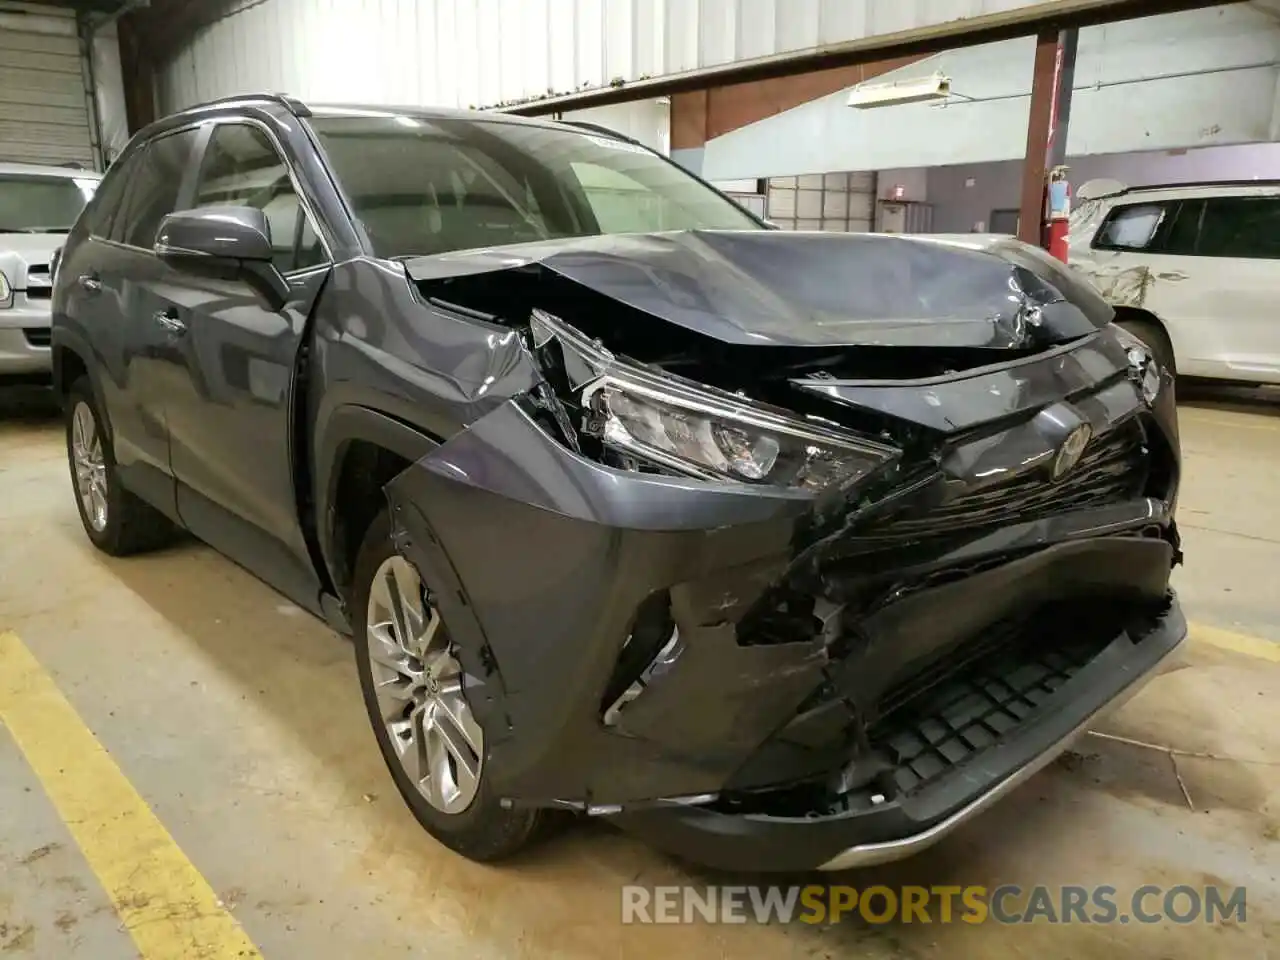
left=700, top=5, right=1280, bottom=178
left=157, top=0, right=1062, bottom=114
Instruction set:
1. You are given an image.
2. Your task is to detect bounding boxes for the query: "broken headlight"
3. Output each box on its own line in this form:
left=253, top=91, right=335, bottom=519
left=581, top=371, right=897, bottom=492
left=531, top=308, right=899, bottom=491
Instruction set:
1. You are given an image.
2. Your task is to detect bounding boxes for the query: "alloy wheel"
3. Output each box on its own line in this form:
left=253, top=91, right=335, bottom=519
left=71, top=401, right=108, bottom=532
left=365, top=555, right=484, bottom=815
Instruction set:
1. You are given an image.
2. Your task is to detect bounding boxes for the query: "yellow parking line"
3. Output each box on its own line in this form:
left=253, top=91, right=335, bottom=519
left=1190, top=622, right=1280, bottom=663
left=0, top=631, right=263, bottom=960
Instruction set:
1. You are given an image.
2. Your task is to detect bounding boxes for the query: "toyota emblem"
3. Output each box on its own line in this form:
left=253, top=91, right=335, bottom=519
left=1051, top=424, right=1092, bottom=481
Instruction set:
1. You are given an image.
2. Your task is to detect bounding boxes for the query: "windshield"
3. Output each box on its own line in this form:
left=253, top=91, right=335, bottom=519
left=308, top=114, right=761, bottom=258
left=0, top=174, right=97, bottom=233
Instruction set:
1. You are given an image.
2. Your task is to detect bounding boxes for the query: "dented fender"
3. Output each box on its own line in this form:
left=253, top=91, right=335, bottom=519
left=382, top=398, right=829, bottom=806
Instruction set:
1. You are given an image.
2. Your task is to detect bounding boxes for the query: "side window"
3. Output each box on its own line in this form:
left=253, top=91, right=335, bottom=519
left=1092, top=203, right=1168, bottom=252
left=1197, top=196, right=1280, bottom=260
left=192, top=123, right=325, bottom=273
left=84, top=148, right=142, bottom=238
left=1156, top=199, right=1204, bottom=256
left=116, top=129, right=200, bottom=248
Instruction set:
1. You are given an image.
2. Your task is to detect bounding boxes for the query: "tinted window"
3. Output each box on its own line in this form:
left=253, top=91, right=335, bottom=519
left=117, top=129, right=200, bottom=248
left=309, top=114, right=759, bottom=258
left=1197, top=196, right=1280, bottom=259
left=192, top=123, right=325, bottom=273
left=0, top=174, right=97, bottom=234
left=1158, top=199, right=1203, bottom=255
left=83, top=151, right=139, bottom=238
left=1093, top=203, right=1167, bottom=251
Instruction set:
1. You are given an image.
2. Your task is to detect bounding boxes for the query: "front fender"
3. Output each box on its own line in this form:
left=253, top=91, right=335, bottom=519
left=383, top=398, right=820, bottom=807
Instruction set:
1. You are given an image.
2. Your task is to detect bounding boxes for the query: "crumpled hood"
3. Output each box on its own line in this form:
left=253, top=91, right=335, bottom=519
left=405, top=229, right=1113, bottom=349
left=0, top=232, right=65, bottom=288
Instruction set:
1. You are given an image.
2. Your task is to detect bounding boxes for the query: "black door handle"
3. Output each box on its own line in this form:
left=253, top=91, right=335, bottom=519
left=153, top=309, right=186, bottom=335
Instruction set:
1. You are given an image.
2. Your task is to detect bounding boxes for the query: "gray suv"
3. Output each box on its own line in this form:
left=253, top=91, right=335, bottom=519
left=52, top=94, right=1185, bottom=872
left=1, top=162, right=100, bottom=380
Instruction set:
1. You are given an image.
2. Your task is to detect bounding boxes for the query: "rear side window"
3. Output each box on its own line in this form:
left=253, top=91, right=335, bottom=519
left=84, top=150, right=141, bottom=238
left=1092, top=203, right=1167, bottom=251
left=115, top=128, right=200, bottom=249
left=191, top=123, right=326, bottom=273
left=1158, top=199, right=1203, bottom=255
left=1197, top=196, right=1280, bottom=259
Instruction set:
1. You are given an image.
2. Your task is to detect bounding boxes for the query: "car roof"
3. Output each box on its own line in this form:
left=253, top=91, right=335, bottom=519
left=149, top=93, right=613, bottom=141
left=0, top=161, right=101, bottom=179
left=307, top=103, right=567, bottom=130
left=1079, top=178, right=1280, bottom=205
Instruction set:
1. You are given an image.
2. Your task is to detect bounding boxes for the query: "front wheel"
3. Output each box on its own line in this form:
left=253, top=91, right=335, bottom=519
left=351, top=509, right=542, bottom=862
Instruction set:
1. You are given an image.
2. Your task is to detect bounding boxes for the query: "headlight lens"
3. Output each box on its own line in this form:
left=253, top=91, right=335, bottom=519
left=585, top=379, right=898, bottom=491
left=1107, top=322, right=1162, bottom=405
left=0, top=271, right=11, bottom=307
left=531, top=307, right=900, bottom=492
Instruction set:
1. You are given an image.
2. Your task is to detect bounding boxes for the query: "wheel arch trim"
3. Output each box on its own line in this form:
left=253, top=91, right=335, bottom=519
left=314, top=403, right=443, bottom=595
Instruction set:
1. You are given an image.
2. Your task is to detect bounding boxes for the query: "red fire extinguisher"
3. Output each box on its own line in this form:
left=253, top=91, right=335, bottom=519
left=1045, top=165, right=1071, bottom=263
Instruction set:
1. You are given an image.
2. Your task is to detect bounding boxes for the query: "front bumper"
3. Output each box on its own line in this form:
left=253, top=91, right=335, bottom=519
left=0, top=298, right=52, bottom=375
left=615, top=596, right=1185, bottom=872
left=382, top=328, right=1182, bottom=870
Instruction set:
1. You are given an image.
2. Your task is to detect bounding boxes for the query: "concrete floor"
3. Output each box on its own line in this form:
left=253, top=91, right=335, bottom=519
left=0, top=383, right=1277, bottom=959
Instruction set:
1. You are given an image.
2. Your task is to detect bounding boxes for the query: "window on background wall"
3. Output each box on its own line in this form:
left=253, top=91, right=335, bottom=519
left=989, top=208, right=1019, bottom=236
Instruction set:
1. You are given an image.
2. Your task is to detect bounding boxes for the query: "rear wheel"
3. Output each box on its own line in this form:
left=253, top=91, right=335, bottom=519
left=351, top=509, right=542, bottom=862
left=65, top=377, right=173, bottom=555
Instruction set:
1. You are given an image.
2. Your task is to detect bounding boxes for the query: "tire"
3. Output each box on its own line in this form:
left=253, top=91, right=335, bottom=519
left=351, top=508, right=542, bottom=862
left=1118, top=318, right=1176, bottom=377
left=65, top=376, right=174, bottom=556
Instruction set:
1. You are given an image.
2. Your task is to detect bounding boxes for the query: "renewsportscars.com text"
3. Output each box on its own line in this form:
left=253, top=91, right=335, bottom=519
left=620, top=884, right=1247, bottom=925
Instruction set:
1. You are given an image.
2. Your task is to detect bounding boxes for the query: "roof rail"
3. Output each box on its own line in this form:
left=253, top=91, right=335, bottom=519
left=188, top=92, right=311, bottom=117
left=557, top=120, right=641, bottom=145
left=1124, top=178, right=1280, bottom=194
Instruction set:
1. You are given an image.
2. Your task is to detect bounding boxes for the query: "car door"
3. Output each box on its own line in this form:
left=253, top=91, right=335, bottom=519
left=56, top=128, right=203, bottom=517
left=1147, top=195, right=1280, bottom=383
left=158, top=119, right=333, bottom=607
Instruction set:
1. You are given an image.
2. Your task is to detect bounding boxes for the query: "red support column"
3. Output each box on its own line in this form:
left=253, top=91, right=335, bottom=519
left=1017, top=31, right=1059, bottom=247
left=1019, top=29, right=1079, bottom=256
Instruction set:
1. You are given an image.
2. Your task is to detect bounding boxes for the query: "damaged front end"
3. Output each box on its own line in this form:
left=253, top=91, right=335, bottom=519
left=380, top=231, right=1186, bottom=871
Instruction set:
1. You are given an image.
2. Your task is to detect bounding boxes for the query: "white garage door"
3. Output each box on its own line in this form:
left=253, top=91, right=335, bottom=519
left=766, top=172, right=877, bottom=232
left=0, top=9, right=95, bottom=167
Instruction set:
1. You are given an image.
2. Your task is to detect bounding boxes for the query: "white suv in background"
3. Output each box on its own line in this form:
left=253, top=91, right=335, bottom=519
left=1068, top=179, right=1280, bottom=385
left=1, top=162, right=101, bottom=381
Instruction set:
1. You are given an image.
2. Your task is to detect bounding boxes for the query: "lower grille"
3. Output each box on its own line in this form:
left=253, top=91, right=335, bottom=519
left=866, top=602, right=1131, bottom=799
left=888, top=417, right=1149, bottom=538
left=22, top=328, right=51, bottom=347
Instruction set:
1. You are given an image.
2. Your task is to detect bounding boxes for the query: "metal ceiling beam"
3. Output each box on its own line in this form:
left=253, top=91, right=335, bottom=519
left=497, top=0, right=1234, bottom=116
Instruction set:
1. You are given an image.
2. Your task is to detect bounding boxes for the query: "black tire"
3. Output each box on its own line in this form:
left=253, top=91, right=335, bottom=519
left=351, top=508, right=542, bottom=862
left=1118, top=318, right=1176, bottom=377
left=65, top=376, right=174, bottom=556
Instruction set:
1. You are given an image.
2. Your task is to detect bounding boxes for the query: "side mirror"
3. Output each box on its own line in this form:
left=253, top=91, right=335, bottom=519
left=155, top=206, right=289, bottom=310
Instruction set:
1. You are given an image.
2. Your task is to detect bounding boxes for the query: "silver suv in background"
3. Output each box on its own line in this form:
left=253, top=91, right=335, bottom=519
left=1068, top=178, right=1280, bottom=386
left=1, top=162, right=101, bottom=380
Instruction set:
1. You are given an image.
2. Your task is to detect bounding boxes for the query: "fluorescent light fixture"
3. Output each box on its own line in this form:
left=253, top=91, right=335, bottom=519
left=846, top=71, right=951, bottom=109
